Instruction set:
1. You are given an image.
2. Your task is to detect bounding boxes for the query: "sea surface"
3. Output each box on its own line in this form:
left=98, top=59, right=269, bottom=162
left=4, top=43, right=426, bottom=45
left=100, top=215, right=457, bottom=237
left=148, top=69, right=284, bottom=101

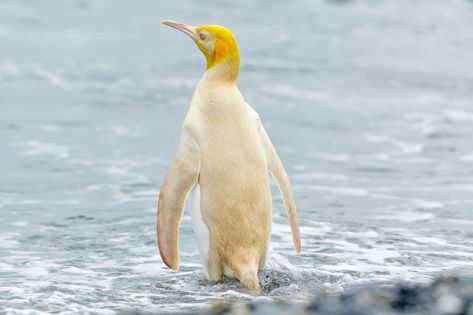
left=1, top=0, right=473, bottom=314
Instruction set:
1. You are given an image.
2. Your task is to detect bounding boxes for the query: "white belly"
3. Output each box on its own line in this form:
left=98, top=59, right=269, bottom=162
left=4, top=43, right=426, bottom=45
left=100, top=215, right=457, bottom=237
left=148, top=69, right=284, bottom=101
left=189, top=183, right=210, bottom=277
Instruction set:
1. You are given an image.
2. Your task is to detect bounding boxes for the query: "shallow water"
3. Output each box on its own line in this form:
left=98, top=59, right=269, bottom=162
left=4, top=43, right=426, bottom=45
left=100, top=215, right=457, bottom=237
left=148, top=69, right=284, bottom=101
left=1, top=0, right=473, bottom=314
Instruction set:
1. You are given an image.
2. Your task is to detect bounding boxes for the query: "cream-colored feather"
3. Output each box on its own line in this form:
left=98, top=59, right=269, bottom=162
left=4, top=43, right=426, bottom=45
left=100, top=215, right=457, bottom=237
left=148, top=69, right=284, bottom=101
left=157, top=21, right=300, bottom=292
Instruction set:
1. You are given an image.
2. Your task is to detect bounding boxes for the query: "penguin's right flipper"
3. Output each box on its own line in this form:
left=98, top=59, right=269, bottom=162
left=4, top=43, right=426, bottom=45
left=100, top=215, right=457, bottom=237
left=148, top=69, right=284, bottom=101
left=259, top=122, right=301, bottom=255
left=157, top=129, right=201, bottom=271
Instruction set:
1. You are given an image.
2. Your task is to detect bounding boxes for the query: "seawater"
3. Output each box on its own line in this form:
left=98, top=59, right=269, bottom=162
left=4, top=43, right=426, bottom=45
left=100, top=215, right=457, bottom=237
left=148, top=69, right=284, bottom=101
left=1, top=0, right=473, bottom=313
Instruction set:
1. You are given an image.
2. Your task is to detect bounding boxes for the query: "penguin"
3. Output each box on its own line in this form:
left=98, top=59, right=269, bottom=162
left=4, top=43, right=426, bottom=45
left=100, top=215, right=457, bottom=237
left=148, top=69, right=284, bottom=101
left=157, top=20, right=301, bottom=292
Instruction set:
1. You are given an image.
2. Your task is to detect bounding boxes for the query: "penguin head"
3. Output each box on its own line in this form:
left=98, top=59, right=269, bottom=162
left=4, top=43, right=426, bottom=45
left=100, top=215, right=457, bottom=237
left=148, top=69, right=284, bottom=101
left=162, top=20, right=240, bottom=79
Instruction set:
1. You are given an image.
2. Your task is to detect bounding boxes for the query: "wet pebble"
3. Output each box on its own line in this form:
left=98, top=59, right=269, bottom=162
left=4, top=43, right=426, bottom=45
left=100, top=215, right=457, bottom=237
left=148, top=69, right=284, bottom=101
left=201, top=277, right=473, bottom=315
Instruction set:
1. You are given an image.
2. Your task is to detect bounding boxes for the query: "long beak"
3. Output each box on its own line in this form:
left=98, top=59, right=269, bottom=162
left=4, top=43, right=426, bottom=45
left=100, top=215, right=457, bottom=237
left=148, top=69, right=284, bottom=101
left=161, top=20, right=197, bottom=40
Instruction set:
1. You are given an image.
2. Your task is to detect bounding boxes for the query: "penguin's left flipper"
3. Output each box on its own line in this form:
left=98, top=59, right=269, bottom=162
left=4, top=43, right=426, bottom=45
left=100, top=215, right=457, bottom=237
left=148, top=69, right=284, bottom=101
left=259, top=121, right=301, bottom=255
left=157, top=128, right=201, bottom=271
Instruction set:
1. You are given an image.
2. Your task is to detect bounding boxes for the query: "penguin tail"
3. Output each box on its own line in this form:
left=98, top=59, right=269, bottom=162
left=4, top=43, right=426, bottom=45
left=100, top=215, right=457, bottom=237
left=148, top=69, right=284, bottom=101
left=237, top=267, right=261, bottom=292
left=224, top=247, right=262, bottom=292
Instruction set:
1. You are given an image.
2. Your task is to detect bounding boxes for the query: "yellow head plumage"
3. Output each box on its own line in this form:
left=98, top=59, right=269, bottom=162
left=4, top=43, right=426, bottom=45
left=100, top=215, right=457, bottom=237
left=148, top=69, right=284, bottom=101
left=194, top=25, right=240, bottom=70
left=161, top=21, right=240, bottom=81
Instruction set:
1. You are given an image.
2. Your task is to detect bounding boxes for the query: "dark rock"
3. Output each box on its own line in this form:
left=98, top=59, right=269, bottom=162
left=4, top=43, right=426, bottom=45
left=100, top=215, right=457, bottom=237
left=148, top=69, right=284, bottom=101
left=199, top=276, right=473, bottom=315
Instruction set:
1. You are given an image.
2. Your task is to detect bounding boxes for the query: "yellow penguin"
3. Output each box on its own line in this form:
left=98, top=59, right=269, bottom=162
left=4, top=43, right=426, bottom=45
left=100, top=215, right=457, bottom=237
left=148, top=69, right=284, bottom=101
left=157, top=20, right=301, bottom=292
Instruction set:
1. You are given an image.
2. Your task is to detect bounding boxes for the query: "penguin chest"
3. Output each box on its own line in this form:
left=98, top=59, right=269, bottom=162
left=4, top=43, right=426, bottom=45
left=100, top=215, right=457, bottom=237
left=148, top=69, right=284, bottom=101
left=189, top=183, right=210, bottom=277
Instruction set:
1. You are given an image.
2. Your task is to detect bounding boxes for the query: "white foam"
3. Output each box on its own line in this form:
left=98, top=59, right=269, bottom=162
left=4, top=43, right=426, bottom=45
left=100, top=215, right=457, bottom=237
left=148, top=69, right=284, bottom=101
left=62, top=266, right=99, bottom=276
left=259, top=83, right=330, bottom=102
left=9, top=221, right=28, bottom=227
left=321, top=239, right=402, bottom=264
left=299, top=224, right=333, bottom=236
left=22, top=140, right=69, bottom=160
left=31, top=64, right=71, bottom=89
left=105, top=159, right=151, bottom=182
left=40, top=124, right=60, bottom=132
left=406, top=113, right=437, bottom=136
left=460, top=152, right=473, bottom=161
left=17, top=260, right=58, bottom=279
left=21, top=266, right=49, bottom=278
left=411, top=236, right=449, bottom=246
left=4, top=308, right=50, bottom=315
left=0, top=61, right=20, bottom=78
left=41, top=290, right=68, bottom=305
left=293, top=172, right=348, bottom=181
left=50, top=199, right=81, bottom=205
left=309, top=152, right=350, bottom=162
left=0, top=61, right=71, bottom=89
left=145, top=207, right=156, bottom=213
left=0, top=287, right=25, bottom=295
left=264, top=253, right=299, bottom=275
left=293, top=184, right=368, bottom=196
left=413, top=185, right=473, bottom=192
left=342, top=230, right=379, bottom=238
left=271, top=222, right=295, bottom=243
left=323, top=261, right=408, bottom=274
left=443, top=218, right=473, bottom=225
left=410, top=199, right=444, bottom=209
left=100, top=125, right=142, bottom=138
left=375, top=211, right=434, bottom=222
left=364, top=133, right=423, bottom=156
left=444, top=109, right=473, bottom=122
left=129, top=262, right=165, bottom=275
left=0, top=234, right=20, bottom=248
left=0, top=262, right=15, bottom=272
left=292, top=164, right=307, bottom=171
left=217, top=290, right=254, bottom=299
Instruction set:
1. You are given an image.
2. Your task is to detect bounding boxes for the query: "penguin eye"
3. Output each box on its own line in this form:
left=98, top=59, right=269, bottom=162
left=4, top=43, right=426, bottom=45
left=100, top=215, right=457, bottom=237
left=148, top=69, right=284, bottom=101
left=200, top=33, right=206, bottom=41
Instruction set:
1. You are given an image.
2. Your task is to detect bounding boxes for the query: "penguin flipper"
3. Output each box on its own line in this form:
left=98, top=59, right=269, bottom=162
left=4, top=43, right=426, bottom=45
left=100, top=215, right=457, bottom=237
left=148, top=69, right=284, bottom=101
left=157, top=130, right=200, bottom=271
left=259, top=123, right=301, bottom=255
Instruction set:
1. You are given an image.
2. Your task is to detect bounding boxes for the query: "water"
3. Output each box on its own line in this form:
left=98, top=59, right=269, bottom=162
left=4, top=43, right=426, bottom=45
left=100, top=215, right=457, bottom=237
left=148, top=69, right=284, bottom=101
left=1, top=0, right=473, bottom=313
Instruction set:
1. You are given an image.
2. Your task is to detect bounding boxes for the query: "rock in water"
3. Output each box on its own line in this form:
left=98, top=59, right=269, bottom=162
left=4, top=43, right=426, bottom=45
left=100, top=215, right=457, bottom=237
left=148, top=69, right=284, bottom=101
left=202, top=277, right=473, bottom=315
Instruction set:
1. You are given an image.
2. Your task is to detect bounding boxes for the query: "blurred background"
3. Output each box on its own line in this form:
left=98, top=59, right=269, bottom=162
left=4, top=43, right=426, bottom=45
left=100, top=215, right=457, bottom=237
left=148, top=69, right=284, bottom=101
left=1, top=0, right=473, bottom=313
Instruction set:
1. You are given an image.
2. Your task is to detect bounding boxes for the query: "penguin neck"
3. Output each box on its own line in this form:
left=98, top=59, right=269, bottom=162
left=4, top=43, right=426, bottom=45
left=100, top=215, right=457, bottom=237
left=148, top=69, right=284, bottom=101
left=203, top=58, right=239, bottom=84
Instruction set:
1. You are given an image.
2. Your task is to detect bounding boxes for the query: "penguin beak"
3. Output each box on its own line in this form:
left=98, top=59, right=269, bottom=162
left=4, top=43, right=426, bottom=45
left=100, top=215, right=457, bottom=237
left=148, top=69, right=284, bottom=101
left=161, top=20, right=197, bottom=40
